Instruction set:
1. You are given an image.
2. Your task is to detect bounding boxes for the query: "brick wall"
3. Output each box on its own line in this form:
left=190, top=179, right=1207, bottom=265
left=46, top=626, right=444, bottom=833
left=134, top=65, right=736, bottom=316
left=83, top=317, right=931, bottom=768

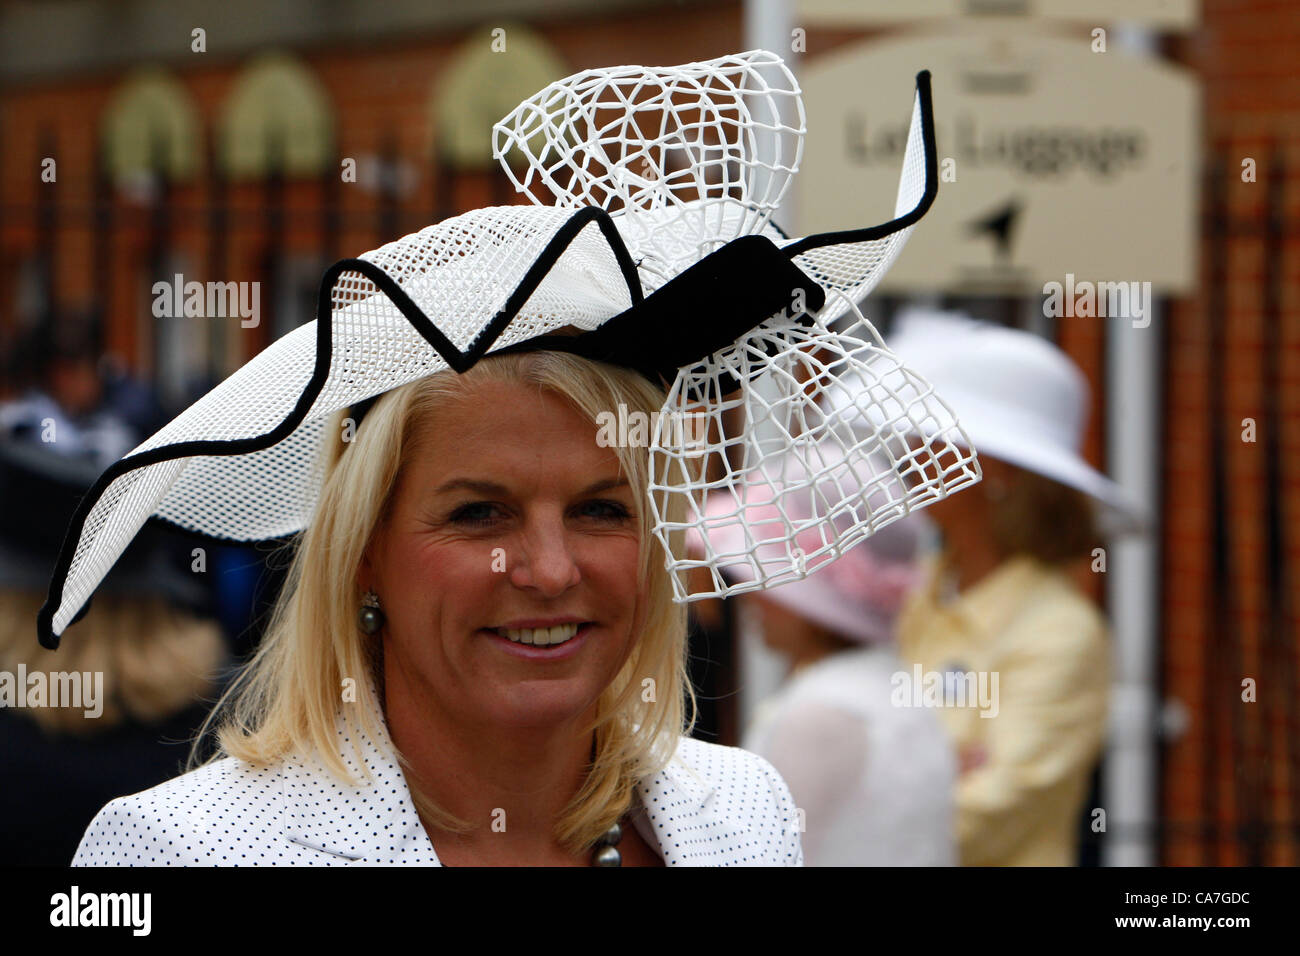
left=1163, top=0, right=1300, bottom=866
left=0, top=3, right=744, bottom=378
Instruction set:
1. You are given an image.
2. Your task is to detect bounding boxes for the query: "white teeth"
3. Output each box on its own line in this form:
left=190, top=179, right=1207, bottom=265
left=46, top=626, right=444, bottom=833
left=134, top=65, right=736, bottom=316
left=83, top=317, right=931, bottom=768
left=497, top=623, right=582, bottom=646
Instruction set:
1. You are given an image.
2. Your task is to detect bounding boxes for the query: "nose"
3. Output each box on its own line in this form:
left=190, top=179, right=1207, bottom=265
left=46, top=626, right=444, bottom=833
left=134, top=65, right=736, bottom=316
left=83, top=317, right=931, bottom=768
left=508, top=511, right=581, bottom=597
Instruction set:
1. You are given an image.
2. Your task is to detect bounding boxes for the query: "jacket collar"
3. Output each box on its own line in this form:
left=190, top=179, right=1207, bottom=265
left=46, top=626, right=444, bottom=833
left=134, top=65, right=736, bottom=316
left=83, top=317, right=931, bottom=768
left=281, top=688, right=722, bottom=865
left=922, top=551, right=1047, bottom=643
left=632, top=743, right=734, bottom=865
left=280, top=689, right=438, bottom=865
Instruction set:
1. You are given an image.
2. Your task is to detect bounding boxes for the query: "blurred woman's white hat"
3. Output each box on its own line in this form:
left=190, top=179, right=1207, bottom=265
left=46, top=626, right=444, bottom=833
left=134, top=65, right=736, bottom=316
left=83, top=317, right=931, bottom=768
left=831, top=308, right=1148, bottom=536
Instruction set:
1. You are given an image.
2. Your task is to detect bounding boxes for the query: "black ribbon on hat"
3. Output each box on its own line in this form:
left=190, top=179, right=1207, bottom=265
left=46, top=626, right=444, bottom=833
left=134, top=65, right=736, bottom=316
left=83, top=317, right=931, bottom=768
left=494, top=235, right=825, bottom=390
left=347, top=232, right=826, bottom=428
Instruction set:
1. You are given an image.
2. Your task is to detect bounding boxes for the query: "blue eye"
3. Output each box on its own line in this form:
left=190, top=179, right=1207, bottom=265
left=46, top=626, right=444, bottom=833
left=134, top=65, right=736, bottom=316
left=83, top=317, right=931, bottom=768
left=581, top=500, right=632, bottom=521
left=448, top=499, right=631, bottom=527
left=449, top=502, right=502, bottom=526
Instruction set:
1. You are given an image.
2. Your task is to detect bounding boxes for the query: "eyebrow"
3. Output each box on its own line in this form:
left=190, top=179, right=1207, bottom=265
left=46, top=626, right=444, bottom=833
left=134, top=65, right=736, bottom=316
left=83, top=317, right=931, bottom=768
left=432, top=476, right=630, bottom=497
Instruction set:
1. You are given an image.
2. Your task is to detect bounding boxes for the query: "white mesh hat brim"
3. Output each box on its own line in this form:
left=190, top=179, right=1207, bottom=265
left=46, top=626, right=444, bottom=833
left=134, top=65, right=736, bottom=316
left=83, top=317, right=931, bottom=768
left=37, top=204, right=648, bottom=642
left=38, top=53, right=964, bottom=649
left=653, top=300, right=979, bottom=602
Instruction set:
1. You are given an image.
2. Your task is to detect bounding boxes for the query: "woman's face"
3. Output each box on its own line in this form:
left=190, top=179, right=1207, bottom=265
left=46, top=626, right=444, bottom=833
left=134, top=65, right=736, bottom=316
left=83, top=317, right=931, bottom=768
left=923, top=452, right=1017, bottom=539
left=745, top=592, right=817, bottom=658
left=362, top=379, right=647, bottom=732
left=744, top=592, right=843, bottom=666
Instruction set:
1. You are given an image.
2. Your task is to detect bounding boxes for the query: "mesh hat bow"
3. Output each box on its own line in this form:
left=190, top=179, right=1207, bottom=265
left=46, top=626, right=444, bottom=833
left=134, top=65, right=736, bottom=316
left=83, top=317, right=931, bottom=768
left=37, top=50, right=979, bottom=649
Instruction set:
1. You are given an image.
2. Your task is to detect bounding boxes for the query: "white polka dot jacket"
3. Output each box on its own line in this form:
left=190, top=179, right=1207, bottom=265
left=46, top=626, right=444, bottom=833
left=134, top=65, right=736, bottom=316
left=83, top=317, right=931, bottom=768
left=70, top=691, right=805, bottom=866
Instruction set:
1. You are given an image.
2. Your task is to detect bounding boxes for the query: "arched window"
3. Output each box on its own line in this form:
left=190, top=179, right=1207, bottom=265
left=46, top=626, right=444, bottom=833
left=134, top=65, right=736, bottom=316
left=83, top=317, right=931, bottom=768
left=219, top=52, right=333, bottom=179
left=101, top=67, right=201, bottom=186
left=432, top=23, right=567, bottom=171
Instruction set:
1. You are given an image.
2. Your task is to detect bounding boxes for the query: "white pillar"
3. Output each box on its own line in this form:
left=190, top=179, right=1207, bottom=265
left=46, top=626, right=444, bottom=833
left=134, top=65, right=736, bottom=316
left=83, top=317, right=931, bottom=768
left=1100, top=21, right=1162, bottom=868
left=1102, top=302, right=1161, bottom=867
left=736, top=0, right=797, bottom=738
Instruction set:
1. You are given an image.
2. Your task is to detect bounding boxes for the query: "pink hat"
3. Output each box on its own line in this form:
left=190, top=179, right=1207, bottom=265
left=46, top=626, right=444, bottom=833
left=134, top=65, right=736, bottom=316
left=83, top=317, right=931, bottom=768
left=687, top=442, right=926, bottom=644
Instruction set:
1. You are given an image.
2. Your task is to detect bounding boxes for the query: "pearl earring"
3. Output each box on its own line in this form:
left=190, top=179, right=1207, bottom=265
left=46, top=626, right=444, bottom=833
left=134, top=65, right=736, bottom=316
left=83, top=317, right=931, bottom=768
left=359, top=588, right=385, bottom=634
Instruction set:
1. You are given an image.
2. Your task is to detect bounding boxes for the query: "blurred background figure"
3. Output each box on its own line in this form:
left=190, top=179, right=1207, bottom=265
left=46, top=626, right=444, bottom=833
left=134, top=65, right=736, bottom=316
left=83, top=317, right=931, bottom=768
left=0, top=315, right=228, bottom=865
left=693, top=438, right=957, bottom=866
left=874, top=309, right=1146, bottom=866
left=0, top=314, right=142, bottom=470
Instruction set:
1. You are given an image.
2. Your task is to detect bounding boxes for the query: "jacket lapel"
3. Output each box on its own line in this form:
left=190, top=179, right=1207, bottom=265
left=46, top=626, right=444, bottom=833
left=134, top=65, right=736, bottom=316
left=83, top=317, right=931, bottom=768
left=634, top=739, right=761, bottom=866
left=281, top=692, right=439, bottom=864
left=280, top=689, right=734, bottom=866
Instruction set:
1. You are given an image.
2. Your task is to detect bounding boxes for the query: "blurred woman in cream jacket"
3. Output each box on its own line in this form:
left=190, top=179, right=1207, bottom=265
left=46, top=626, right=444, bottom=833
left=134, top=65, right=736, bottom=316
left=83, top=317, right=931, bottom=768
left=857, top=310, right=1146, bottom=867
left=897, top=489, right=1111, bottom=866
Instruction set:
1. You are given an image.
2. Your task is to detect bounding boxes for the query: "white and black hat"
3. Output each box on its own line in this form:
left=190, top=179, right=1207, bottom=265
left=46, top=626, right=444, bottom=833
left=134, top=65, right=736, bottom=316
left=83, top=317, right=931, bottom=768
left=38, top=50, right=979, bottom=649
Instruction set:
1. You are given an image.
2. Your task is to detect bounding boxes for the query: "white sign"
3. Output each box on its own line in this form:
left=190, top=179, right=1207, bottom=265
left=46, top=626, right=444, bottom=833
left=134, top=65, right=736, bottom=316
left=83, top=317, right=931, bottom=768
left=795, top=31, right=1200, bottom=293
left=796, top=0, right=1198, bottom=30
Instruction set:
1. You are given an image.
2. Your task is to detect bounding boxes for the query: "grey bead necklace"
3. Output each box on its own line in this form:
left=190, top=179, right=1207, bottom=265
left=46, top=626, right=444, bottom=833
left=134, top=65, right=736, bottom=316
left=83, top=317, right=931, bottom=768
left=592, top=820, right=624, bottom=866
left=435, top=822, right=624, bottom=866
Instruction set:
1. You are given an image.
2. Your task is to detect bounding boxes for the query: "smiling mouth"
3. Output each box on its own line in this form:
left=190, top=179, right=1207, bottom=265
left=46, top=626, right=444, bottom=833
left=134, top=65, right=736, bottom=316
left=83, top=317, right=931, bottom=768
left=489, top=623, right=591, bottom=647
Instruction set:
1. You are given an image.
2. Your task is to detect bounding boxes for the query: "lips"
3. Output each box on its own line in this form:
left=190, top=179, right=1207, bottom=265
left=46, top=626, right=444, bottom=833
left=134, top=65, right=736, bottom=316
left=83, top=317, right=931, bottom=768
left=480, top=622, right=595, bottom=660
left=493, top=622, right=586, bottom=646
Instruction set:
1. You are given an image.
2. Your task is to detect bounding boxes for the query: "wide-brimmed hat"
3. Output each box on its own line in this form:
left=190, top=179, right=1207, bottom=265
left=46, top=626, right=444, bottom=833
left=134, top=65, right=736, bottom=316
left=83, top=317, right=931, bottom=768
left=38, top=51, right=980, bottom=649
left=830, top=308, right=1147, bottom=535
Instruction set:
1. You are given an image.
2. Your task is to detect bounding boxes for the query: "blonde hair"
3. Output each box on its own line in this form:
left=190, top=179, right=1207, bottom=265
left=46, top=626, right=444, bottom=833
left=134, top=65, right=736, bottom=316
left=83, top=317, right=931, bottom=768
left=196, top=350, right=697, bottom=853
left=0, top=589, right=224, bottom=735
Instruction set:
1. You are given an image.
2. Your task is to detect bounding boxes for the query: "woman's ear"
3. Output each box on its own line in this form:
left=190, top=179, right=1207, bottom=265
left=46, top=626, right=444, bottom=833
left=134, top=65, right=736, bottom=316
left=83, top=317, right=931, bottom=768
left=359, top=530, right=381, bottom=588
left=360, top=500, right=394, bottom=584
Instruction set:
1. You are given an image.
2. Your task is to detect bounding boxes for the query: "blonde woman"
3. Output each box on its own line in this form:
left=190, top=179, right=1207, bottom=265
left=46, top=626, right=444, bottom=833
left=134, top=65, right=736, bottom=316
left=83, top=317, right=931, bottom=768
left=46, top=55, right=971, bottom=866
